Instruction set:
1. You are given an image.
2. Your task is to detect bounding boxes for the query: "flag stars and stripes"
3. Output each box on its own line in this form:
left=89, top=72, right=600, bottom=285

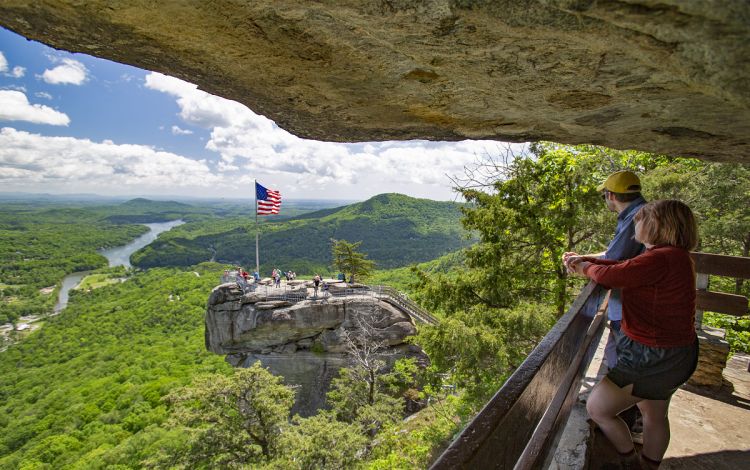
left=256, top=182, right=281, bottom=215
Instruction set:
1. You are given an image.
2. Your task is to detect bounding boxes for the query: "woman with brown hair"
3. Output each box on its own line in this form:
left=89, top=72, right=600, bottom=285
left=567, top=200, right=699, bottom=469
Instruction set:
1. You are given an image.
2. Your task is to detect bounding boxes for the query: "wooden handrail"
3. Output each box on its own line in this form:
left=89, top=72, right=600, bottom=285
left=691, top=252, right=750, bottom=279
left=515, top=300, right=606, bottom=470
left=696, top=290, right=748, bottom=317
left=430, top=281, right=606, bottom=469
left=690, top=252, right=750, bottom=326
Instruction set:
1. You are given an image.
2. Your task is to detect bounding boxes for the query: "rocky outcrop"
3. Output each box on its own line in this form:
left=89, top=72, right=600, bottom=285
left=205, top=283, right=425, bottom=415
left=1, top=2, right=748, bottom=162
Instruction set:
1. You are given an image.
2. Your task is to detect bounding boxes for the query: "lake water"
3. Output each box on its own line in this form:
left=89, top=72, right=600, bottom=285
left=53, top=271, right=91, bottom=313
left=99, top=220, right=185, bottom=268
left=54, top=220, right=185, bottom=312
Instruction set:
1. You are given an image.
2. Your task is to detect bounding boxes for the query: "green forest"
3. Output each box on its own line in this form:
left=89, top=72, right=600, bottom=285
left=0, top=207, right=147, bottom=323
left=0, top=197, right=347, bottom=325
left=0, top=143, right=748, bottom=469
left=130, top=193, right=471, bottom=274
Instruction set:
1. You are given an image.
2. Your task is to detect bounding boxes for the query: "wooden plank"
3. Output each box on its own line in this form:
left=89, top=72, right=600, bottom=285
left=514, top=304, right=607, bottom=470
left=430, top=282, right=603, bottom=470
left=696, top=290, right=749, bottom=317
left=691, top=252, right=750, bottom=279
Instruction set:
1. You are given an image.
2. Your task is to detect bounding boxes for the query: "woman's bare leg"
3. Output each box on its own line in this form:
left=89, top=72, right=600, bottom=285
left=586, top=377, right=642, bottom=453
left=637, top=398, right=671, bottom=464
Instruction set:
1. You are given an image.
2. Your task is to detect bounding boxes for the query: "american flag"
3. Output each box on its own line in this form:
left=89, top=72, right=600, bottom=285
left=256, top=182, right=281, bottom=215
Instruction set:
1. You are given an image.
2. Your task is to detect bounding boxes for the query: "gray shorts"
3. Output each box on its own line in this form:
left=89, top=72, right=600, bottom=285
left=607, top=332, right=699, bottom=400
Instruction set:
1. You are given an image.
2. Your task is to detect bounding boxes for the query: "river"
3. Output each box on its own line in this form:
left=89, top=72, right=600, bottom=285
left=53, top=220, right=185, bottom=313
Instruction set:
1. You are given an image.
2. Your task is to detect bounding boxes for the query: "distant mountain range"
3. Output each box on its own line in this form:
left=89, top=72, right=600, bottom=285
left=130, top=193, right=471, bottom=273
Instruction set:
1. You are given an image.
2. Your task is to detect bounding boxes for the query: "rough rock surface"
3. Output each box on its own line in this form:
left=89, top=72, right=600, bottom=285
left=688, top=326, right=730, bottom=389
left=1, top=1, right=748, bottom=161
left=205, top=284, right=424, bottom=415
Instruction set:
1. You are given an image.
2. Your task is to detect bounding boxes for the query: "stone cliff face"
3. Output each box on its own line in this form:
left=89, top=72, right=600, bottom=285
left=1, top=1, right=748, bottom=162
left=205, top=283, right=425, bottom=415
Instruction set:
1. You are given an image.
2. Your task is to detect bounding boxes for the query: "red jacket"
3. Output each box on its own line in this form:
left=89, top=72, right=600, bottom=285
left=583, top=245, right=696, bottom=348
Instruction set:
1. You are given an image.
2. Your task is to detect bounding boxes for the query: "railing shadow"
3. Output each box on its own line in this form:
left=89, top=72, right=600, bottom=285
left=661, top=449, right=750, bottom=469
left=680, top=382, right=750, bottom=411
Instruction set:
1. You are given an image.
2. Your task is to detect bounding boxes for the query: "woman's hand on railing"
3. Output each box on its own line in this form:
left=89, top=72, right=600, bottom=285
left=566, top=257, right=591, bottom=277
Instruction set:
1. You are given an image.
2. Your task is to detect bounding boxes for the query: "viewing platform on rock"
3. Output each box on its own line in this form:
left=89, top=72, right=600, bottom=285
left=204, top=279, right=436, bottom=416
left=218, top=273, right=439, bottom=325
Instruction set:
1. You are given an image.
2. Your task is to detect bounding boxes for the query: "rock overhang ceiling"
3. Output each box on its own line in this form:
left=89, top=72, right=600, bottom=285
left=1, top=0, right=748, bottom=163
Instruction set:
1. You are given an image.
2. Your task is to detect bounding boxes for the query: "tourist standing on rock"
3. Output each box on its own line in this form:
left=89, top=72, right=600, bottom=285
left=236, top=266, right=250, bottom=292
left=563, top=170, right=647, bottom=370
left=275, top=268, right=282, bottom=287
left=567, top=200, right=699, bottom=470
left=313, top=274, right=321, bottom=297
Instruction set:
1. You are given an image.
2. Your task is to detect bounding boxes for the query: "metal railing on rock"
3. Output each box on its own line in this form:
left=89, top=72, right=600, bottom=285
left=370, top=285, right=440, bottom=325
left=216, top=275, right=439, bottom=326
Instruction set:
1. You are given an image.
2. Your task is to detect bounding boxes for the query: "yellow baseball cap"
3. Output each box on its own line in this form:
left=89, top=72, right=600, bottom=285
left=597, top=170, right=641, bottom=193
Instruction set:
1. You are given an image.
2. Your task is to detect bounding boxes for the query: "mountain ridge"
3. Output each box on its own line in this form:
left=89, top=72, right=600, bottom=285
left=131, top=193, right=470, bottom=272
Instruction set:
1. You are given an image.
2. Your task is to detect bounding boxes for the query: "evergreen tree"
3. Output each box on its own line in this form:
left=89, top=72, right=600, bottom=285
left=412, top=143, right=674, bottom=404
left=330, top=239, right=375, bottom=282
left=152, top=363, right=294, bottom=469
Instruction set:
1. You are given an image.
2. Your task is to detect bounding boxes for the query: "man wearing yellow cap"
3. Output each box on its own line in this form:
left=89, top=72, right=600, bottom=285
left=563, top=170, right=647, bottom=369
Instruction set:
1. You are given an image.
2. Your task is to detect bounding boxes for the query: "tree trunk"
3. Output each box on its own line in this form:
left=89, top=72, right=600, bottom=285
left=368, top=369, right=375, bottom=406
left=736, top=233, right=749, bottom=295
left=555, top=270, right=566, bottom=317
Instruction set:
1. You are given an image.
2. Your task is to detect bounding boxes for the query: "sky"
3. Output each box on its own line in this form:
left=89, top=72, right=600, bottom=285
left=0, top=27, right=518, bottom=201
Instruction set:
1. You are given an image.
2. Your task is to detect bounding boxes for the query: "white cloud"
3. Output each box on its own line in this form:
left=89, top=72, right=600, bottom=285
left=35, top=91, right=53, bottom=100
left=0, top=127, right=222, bottom=191
left=143, top=72, right=512, bottom=198
left=0, top=52, right=26, bottom=78
left=0, top=90, right=70, bottom=126
left=41, top=58, right=88, bottom=85
left=171, top=125, right=193, bottom=135
left=2, top=84, right=26, bottom=93
left=145, top=73, right=248, bottom=128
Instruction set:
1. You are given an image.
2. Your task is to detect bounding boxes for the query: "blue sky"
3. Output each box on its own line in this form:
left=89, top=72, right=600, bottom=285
left=0, top=27, right=517, bottom=201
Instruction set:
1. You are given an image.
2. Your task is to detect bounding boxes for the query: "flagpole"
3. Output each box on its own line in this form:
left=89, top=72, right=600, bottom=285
left=254, top=179, right=260, bottom=276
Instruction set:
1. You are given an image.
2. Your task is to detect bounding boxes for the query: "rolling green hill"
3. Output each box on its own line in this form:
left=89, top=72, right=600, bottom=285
left=102, top=198, right=209, bottom=224
left=131, top=193, right=472, bottom=274
left=0, top=197, right=349, bottom=324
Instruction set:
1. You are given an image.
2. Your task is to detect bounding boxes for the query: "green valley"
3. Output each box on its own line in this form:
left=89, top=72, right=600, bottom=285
left=131, top=193, right=472, bottom=274
left=0, top=144, right=747, bottom=469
